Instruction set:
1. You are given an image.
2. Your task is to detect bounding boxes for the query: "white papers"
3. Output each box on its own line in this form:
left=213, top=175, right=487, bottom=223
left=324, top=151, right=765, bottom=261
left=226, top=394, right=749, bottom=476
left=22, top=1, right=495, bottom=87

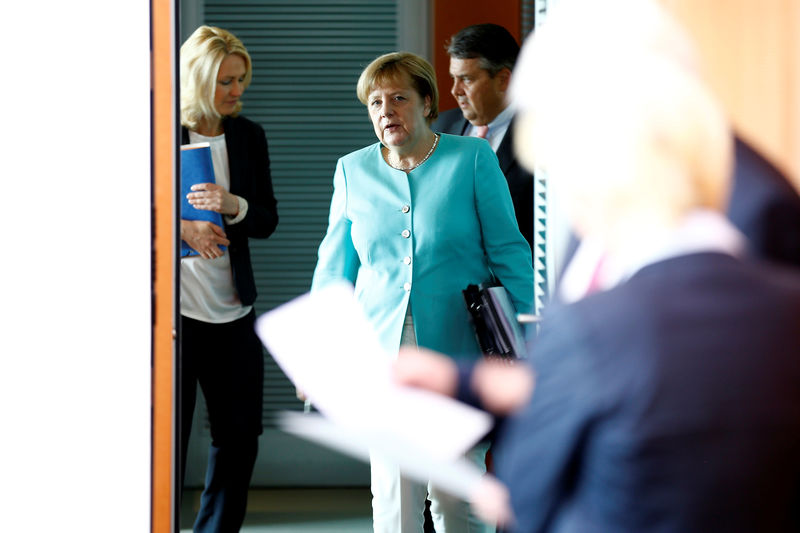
left=277, top=411, right=488, bottom=501
left=255, top=281, right=494, bottom=496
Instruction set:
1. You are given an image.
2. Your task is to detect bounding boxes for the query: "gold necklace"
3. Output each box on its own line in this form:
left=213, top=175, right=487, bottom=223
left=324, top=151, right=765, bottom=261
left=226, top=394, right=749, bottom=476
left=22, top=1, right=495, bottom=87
left=387, top=134, right=439, bottom=171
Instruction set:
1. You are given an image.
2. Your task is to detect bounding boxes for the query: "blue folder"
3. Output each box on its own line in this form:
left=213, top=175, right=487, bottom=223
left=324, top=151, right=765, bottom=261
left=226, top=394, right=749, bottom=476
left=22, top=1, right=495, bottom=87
left=180, top=143, right=226, bottom=257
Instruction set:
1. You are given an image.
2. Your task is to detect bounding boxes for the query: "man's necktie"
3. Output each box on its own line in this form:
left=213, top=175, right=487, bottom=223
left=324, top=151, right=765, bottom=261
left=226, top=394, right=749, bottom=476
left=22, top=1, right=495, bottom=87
left=474, top=125, right=489, bottom=139
left=585, top=254, right=608, bottom=296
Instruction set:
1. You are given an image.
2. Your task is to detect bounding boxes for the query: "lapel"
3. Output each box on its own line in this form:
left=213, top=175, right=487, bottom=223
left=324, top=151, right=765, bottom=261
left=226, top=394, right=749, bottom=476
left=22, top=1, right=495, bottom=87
left=222, top=117, right=242, bottom=195
left=454, top=113, right=516, bottom=175
left=495, top=117, right=515, bottom=175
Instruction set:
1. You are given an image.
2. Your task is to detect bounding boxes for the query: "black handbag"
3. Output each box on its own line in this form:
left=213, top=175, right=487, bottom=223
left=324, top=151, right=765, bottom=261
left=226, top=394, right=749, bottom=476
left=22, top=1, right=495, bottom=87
left=462, top=283, right=528, bottom=359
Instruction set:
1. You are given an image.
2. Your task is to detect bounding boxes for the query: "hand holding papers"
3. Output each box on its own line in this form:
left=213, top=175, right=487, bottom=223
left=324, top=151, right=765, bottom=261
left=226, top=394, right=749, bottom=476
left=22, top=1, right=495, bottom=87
left=254, top=282, right=502, bottom=506
left=255, top=281, right=491, bottom=460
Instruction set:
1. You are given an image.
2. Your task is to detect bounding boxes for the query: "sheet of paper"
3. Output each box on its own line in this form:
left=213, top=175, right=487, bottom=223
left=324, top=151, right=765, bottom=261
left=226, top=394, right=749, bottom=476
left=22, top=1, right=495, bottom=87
left=277, top=411, right=487, bottom=501
left=255, top=281, right=493, bottom=461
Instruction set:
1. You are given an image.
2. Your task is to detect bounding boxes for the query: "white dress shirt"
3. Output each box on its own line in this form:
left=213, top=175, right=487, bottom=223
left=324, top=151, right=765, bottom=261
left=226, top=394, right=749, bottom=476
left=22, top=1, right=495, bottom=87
left=465, top=105, right=514, bottom=153
left=558, top=210, right=747, bottom=304
left=181, top=131, right=252, bottom=323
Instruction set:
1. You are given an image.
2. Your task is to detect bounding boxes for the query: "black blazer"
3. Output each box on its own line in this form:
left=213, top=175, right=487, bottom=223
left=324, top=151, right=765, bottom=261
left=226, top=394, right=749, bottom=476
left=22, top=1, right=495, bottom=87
left=181, top=115, right=279, bottom=306
left=494, top=252, right=800, bottom=532
left=433, top=108, right=534, bottom=250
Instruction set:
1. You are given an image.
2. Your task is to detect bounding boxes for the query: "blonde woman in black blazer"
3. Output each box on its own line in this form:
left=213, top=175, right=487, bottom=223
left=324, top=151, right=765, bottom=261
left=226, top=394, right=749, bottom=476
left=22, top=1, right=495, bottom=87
left=179, top=26, right=278, bottom=532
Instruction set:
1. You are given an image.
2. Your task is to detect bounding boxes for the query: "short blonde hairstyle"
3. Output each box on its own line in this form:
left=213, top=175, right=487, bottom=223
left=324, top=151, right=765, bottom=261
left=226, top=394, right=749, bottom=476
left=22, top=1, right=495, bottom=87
left=356, top=52, right=439, bottom=123
left=180, top=25, right=252, bottom=130
left=510, top=0, right=732, bottom=244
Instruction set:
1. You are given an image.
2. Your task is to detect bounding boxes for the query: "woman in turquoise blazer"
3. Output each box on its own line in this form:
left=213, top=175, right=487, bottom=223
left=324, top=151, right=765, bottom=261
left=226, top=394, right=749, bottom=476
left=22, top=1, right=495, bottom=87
left=313, top=133, right=533, bottom=356
left=312, top=60, right=533, bottom=360
left=311, top=51, right=533, bottom=533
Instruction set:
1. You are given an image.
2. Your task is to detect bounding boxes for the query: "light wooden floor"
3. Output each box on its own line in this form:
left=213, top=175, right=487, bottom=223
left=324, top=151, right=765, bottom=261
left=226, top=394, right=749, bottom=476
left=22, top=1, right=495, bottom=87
left=180, top=488, right=373, bottom=532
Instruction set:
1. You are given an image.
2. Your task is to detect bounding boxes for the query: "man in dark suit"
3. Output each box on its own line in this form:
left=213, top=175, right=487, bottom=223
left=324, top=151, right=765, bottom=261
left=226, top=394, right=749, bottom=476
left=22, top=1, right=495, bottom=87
left=394, top=1, right=800, bottom=531
left=433, top=24, right=534, bottom=249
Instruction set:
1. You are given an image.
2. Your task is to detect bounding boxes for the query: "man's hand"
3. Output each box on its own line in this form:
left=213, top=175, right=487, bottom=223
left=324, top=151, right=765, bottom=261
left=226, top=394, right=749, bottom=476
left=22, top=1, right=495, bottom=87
left=472, top=359, right=535, bottom=415
left=393, top=347, right=459, bottom=398
left=394, top=347, right=535, bottom=416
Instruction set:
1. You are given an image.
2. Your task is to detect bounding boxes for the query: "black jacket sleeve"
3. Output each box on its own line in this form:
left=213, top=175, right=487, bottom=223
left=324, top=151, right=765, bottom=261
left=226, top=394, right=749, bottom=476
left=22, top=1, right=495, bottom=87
left=224, top=115, right=279, bottom=242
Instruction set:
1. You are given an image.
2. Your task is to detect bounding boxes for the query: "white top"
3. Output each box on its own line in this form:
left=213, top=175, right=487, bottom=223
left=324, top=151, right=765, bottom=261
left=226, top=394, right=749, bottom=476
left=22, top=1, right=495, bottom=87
left=558, top=210, right=747, bottom=304
left=464, top=104, right=514, bottom=153
left=180, top=130, right=251, bottom=323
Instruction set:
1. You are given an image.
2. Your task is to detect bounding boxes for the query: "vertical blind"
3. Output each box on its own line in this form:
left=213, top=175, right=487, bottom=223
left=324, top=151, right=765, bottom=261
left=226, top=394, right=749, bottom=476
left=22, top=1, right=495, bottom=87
left=522, top=0, right=558, bottom=315
left=204, top=0, right=398, bottom=427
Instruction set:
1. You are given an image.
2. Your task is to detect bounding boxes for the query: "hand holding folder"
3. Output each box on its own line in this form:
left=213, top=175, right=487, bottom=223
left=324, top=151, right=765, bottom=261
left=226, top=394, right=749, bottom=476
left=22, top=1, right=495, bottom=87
left=180, top=143, right=226, bottom=257
left=463, top=283, right=529, bottom=359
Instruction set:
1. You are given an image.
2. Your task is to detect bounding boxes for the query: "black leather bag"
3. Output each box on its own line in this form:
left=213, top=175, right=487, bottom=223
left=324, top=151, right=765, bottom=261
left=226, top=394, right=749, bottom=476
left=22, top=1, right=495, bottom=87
left=462, top=283, right=528, bottom=359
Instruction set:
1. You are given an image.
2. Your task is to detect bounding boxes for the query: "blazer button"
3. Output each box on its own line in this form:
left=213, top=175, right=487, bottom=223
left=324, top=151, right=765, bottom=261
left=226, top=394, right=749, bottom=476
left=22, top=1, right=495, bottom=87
left=403, top=256, right=412, bottom=265
left=401, top=205, right=410, bottom=213
left=401, top=229, right=411, bottom=238
left=403, top=282, right=412, bottom=291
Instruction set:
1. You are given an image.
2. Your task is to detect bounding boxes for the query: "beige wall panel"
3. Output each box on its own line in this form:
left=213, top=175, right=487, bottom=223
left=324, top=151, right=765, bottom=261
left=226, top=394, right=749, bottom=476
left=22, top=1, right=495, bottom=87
left=660, top=0, right=799, bottom=188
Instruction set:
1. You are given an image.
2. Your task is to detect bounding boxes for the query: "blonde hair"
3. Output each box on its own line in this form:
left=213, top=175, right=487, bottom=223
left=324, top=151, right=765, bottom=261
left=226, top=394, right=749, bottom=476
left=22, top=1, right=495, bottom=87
left=510, top=0, right=732, bottom=244
left=180, top=25, right=252, bottom=130
left=356, top=52, right=439, bottom=123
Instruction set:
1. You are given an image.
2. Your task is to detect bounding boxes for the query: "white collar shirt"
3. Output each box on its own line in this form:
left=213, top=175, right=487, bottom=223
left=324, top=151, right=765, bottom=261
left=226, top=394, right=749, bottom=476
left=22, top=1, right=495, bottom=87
left=465, top=105, right=514, bottom=153
left=558, top=210, right=747, bottom=304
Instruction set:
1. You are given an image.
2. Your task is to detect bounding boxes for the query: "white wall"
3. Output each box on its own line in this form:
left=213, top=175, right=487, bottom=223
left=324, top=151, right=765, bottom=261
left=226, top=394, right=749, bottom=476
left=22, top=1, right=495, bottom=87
left=397, top=0, right=432, bottom=60
left=2, top=1, right=152, bottom=531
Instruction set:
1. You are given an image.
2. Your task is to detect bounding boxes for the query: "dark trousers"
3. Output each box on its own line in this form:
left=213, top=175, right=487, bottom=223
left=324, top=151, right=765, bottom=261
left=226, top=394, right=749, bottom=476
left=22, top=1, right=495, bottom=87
left=180, top=309, right=264, bottom=533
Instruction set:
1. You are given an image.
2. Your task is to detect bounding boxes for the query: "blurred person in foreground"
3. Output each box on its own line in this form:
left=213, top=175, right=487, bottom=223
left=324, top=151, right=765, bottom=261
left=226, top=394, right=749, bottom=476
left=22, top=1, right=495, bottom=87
left=180, top=25, right=279, bottom=532
left=394, top=1, right=800, bottom=531
left=311, top=51, right=533, bottom=532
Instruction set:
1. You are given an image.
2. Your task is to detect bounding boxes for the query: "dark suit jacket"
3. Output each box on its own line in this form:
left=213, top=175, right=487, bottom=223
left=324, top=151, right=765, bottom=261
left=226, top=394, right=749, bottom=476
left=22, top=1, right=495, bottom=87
left=488, top=252, right=800, bottom=532
left=182, top=115, right=279, bottom=306
left=728, top=137, right=800, bottom=267
left=433, top=108, right=534, bottom=249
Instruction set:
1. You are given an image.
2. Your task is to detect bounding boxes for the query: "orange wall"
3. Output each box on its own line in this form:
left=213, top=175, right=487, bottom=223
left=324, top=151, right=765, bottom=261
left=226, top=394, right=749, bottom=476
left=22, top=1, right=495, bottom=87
left=660, top=0, right=800, bottom=188
left=432, top=1, right=522, bottom=112
left=152, top=0, right=175, bottom=531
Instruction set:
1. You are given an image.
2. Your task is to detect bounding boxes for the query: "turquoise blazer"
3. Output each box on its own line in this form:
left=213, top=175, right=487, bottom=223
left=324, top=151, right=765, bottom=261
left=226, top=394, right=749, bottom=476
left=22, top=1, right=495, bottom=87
left=312, top=134, right=534, bottom=359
